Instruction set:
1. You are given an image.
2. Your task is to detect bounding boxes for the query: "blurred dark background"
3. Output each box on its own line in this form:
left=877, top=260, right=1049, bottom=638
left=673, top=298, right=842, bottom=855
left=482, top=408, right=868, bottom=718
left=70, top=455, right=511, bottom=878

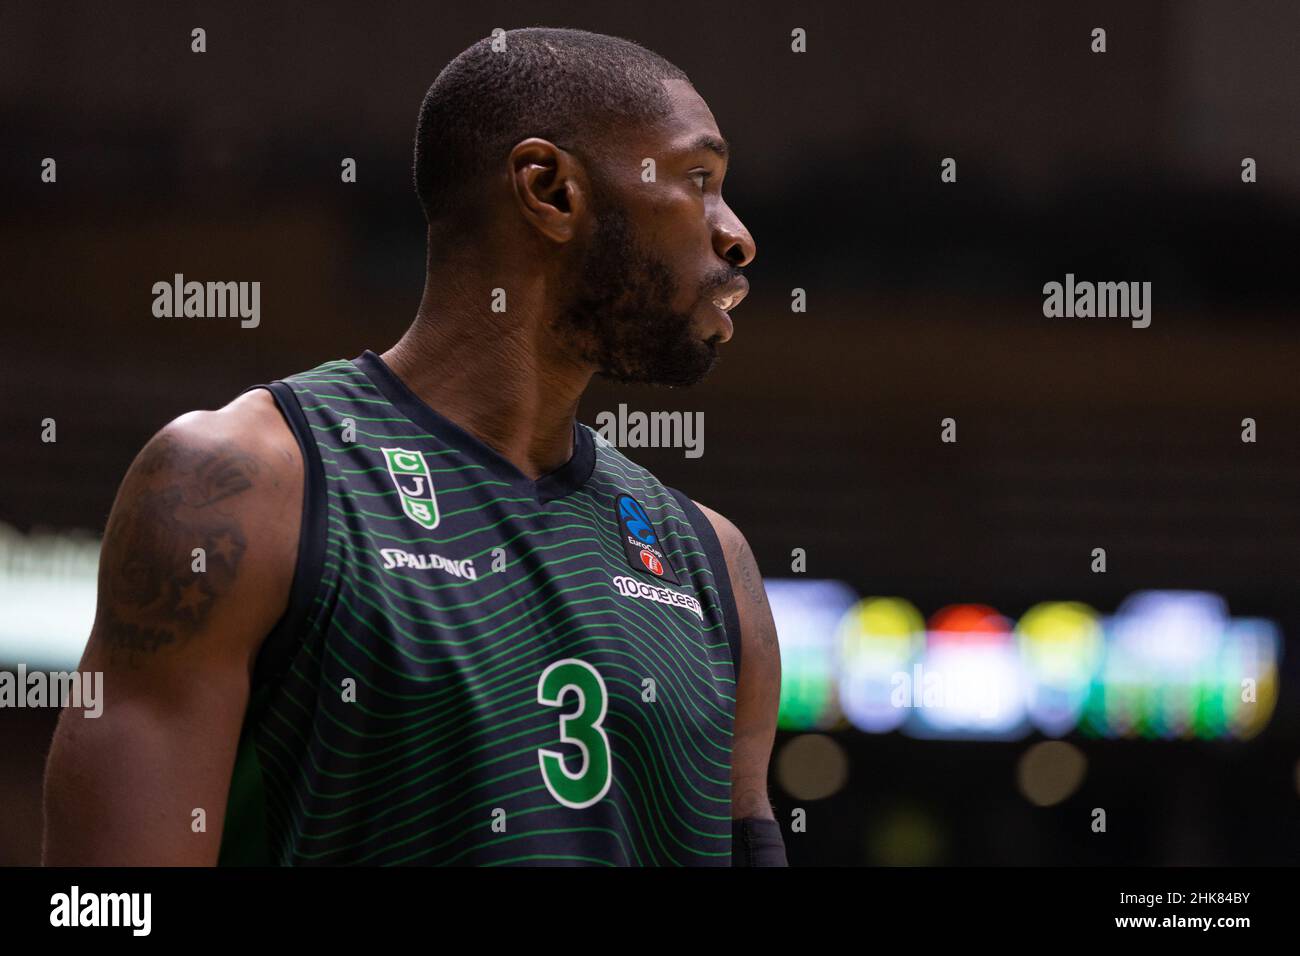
left=2, top=1, right=1298, bottom=865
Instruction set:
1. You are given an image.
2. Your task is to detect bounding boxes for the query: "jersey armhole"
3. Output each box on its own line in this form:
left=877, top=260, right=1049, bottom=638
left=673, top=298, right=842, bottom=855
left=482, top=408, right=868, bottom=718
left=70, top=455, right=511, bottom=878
left=668, top=488, right=743, bottom=681
left=242, top=381, right=328, bottom=708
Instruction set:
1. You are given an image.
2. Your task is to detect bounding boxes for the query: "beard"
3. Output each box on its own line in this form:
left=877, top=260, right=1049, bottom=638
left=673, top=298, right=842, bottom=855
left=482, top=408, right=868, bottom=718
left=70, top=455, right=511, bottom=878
left=555, top=200, right=729, bottom=387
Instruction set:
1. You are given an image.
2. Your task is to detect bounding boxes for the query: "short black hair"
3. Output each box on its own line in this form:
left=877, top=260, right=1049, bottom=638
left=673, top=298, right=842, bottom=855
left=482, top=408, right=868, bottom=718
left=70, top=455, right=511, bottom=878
left=414, top=28, right=690, bottom=233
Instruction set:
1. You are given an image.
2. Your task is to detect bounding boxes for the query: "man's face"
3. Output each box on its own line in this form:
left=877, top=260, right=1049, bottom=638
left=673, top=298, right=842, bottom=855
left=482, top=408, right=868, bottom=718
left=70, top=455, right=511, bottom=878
left=557, top=79, right=756, bottom=387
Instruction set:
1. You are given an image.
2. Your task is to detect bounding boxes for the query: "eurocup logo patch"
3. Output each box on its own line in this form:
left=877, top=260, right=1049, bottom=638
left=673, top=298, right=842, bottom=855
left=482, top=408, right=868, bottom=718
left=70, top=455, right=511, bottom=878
left=382, top=447, right=440, bottom=530
left=614, top=493, right=678, bottom=584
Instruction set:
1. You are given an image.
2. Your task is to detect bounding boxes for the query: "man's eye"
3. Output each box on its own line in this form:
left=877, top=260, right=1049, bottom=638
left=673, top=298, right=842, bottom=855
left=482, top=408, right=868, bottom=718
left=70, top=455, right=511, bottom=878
left=689, top=171, right=710, bottom=190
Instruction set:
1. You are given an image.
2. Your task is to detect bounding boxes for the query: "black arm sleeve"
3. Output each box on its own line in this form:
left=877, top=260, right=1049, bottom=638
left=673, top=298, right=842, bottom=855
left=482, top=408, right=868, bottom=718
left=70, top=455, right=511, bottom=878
left=732, top=817, right=788, bottom=867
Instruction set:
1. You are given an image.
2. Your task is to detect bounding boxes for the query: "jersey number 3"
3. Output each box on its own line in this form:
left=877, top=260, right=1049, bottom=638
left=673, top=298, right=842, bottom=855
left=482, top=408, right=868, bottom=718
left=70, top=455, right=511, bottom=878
left=537, top=659, right=612, bottom=809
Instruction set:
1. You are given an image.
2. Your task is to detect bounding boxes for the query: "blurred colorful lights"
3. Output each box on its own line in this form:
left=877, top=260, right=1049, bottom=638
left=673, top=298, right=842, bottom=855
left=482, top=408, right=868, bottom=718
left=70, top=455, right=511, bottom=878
left=767, top=583, right=1281, bottom=740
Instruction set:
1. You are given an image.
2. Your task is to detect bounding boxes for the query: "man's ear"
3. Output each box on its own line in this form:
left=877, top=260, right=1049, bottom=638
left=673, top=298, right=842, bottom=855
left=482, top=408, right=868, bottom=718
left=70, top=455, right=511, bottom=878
left=508, top=137, right=590, bottom=244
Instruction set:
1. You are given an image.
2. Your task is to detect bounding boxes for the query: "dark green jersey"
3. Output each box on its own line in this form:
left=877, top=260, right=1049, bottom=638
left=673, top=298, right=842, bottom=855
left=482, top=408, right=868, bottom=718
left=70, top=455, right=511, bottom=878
left=219, top=351, right=741, bottom=866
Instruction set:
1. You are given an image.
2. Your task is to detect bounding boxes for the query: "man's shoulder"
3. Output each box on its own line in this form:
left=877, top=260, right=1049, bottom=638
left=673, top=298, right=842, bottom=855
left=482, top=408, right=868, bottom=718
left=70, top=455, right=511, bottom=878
left=163, top=386, right=300, bottom=476
left=86, top=382, right=307, bottom=684
left=132, top=386, right=304, bottom=543
left=687, top=499, right=744, bottom=551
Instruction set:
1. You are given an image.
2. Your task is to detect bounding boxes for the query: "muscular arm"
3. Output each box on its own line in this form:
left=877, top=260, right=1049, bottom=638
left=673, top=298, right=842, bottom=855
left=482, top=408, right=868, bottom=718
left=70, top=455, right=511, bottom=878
left=693, top=502, right=782, bottom=822
left=42, top=389, right=301, bottom=866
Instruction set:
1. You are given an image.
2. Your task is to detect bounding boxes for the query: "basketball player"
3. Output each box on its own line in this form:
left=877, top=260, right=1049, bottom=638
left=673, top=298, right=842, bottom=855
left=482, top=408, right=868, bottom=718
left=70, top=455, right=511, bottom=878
left=43, top=28, right=786, bottom=867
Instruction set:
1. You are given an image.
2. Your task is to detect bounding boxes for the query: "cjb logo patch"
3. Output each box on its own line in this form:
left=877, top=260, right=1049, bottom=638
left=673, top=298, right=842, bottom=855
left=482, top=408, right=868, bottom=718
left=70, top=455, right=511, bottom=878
left=382, top=447, right=440, bottom=529
left=614, top=493, right=678, bottom=584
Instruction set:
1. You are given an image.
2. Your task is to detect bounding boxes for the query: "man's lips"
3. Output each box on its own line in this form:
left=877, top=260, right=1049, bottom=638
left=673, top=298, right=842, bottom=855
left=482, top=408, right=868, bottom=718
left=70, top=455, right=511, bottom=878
left=709, top=303, right=734, bottom=343
left=709, top=275, right=749, bottom=313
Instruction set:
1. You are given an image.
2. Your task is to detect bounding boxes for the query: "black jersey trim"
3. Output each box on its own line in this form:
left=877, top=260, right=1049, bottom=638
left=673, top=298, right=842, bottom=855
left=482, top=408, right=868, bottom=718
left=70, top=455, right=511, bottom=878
left=243, top=381, right=329, bottom=705
left=669, top=489, right=742, bottom=681
left=353, top=349, right=595, bottom=503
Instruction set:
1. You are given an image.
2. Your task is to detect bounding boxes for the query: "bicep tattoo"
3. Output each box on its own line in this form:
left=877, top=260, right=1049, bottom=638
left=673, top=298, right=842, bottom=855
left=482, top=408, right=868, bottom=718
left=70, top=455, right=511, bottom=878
left=97, top=434, right=260, bottom=663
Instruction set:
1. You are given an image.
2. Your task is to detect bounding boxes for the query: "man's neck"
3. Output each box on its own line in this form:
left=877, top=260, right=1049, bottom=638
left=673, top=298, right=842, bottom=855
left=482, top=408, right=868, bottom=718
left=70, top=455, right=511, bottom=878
left=380, top=308, right=593, bottom=481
